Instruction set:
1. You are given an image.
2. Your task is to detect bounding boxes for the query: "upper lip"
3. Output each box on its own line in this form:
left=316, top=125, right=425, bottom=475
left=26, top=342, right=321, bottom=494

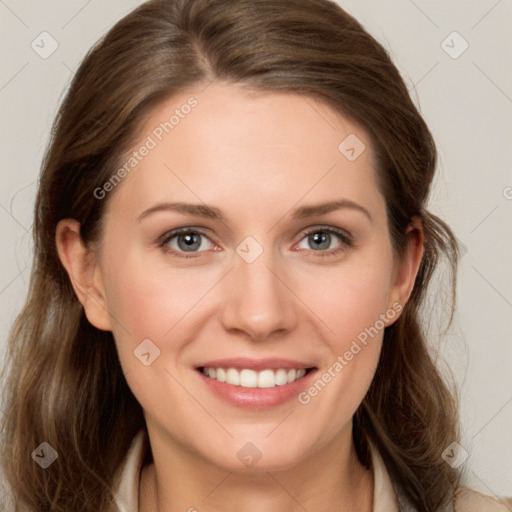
left=196, top=357, right=316, bottom=372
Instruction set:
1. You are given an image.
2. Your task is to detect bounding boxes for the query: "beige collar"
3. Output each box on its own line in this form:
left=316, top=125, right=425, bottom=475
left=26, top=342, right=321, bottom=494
left=112, top=430, right=400, bottom=512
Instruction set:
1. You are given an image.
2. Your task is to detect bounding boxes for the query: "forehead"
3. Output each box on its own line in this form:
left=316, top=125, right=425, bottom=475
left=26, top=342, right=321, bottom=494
left=104, top=82, right=384, bottom=224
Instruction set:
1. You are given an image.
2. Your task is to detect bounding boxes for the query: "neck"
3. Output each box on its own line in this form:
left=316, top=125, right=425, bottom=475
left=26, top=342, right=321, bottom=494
left=139, top=424, right=373, bottom=512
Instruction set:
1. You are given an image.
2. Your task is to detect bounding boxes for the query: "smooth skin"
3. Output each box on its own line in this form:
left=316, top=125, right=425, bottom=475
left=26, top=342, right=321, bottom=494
left=56, top=82, right=424, bottom=512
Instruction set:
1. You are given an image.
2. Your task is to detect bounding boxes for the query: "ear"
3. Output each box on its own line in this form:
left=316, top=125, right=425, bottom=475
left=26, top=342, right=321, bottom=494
left=55, top=219, right=112, bottom=331
left=386, top=216, right=424, bottom=319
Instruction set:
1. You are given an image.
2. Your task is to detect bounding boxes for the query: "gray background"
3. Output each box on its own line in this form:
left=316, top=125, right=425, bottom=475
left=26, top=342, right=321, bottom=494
left=1, top=0, right=511, bottom=501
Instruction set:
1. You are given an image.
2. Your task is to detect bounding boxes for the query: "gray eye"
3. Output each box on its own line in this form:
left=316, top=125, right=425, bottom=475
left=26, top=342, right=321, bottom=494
left=307, top=232, right=332, bottom=250
left=297, top=230, right=342, bottom=251
left=166, top=231, right=214, bottom=253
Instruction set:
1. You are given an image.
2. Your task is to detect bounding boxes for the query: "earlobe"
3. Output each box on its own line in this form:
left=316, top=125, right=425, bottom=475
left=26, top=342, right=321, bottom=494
left=55, top=219, right=112, bottom=331
left=386, top=216, right=425, bottom=321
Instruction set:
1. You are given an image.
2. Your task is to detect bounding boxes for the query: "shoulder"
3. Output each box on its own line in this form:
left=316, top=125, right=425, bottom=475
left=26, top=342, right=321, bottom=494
left=455, top=485, right=512, bottom=512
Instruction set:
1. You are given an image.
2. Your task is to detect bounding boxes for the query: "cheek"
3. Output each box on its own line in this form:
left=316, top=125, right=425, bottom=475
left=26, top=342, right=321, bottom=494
left=102, top=249, right=214, bottom=342
left=293, top=251, right=394, bottom=422
left=100, top=252, right=207, bottom=418
left=297, top=281, right=385, bottom=447
left=100, top=248, right=229, bottom=409
left=299, top=252, right=394, bottom=346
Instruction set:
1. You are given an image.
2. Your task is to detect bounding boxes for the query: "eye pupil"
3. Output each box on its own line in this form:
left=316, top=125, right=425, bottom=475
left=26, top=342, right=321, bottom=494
left=309, top=231, right=331, bottom=250
left=178, top=233, right=201, bottom=251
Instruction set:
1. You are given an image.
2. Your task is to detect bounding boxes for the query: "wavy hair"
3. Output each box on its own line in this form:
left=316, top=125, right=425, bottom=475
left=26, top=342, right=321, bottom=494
left=0, top=0, right=460, bottom=510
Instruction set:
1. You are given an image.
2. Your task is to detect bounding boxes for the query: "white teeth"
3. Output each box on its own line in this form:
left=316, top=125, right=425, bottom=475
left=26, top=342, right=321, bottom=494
left=240, top=369, right=258, bottom=388
left=275, top=368, right=288, bottom=385
left=226, top=368, right=240, bottom=386
left=201, top=366, right=309, bottom=388
left=216, top=368, right=226, bottom=383
left=257, top=369, right=275, bottom=388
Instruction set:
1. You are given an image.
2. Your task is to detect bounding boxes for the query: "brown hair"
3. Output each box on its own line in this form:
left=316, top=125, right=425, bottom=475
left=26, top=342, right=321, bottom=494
left=0, top=0, right=461, bottom=510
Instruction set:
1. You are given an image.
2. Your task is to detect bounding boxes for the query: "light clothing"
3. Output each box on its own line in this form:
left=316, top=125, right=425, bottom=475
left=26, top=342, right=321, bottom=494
left=112, top=430, right=511, bottom=511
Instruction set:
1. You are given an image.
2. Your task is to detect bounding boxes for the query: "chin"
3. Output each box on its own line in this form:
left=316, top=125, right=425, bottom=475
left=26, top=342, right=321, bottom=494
left=195, top=436, right=314, bottom=473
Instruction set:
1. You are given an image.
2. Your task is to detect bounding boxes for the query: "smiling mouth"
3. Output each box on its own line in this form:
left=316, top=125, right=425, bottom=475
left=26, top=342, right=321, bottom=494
left=198, top=366, right=316, bottom=388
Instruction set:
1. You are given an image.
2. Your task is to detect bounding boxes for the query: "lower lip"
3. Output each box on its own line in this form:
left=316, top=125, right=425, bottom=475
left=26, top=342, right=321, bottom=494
left=197, top=369, right=317, bottom=409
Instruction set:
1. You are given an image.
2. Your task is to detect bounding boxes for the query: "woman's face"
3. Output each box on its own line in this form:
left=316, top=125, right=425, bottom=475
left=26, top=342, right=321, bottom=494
left=85, top=82, right=414, bottom=471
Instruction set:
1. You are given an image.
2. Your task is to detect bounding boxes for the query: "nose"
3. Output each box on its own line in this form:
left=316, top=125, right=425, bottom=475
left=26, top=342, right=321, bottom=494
left=219, top=249, right=299, bottom=342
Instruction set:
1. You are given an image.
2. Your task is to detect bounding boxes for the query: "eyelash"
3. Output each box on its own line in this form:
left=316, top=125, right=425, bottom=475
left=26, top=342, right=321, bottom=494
left=158, top=225, right=353, bottom=259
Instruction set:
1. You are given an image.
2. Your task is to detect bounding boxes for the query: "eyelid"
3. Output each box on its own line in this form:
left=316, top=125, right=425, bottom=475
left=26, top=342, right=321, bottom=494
left=159, top=225, right=215, bottom=240
left=158, top=227, right=218, bottom=255
left=297, top=225, right=353, bottom=244
left=292, top=225, right=353, bottom=256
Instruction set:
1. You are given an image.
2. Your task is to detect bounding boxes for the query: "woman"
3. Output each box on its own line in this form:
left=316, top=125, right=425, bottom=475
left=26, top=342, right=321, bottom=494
left=0, top=0, right=509, bottom=511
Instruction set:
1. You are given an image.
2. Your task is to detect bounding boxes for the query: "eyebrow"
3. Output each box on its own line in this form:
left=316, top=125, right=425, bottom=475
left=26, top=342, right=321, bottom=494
left=136, top=199, right=372, bottom=223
